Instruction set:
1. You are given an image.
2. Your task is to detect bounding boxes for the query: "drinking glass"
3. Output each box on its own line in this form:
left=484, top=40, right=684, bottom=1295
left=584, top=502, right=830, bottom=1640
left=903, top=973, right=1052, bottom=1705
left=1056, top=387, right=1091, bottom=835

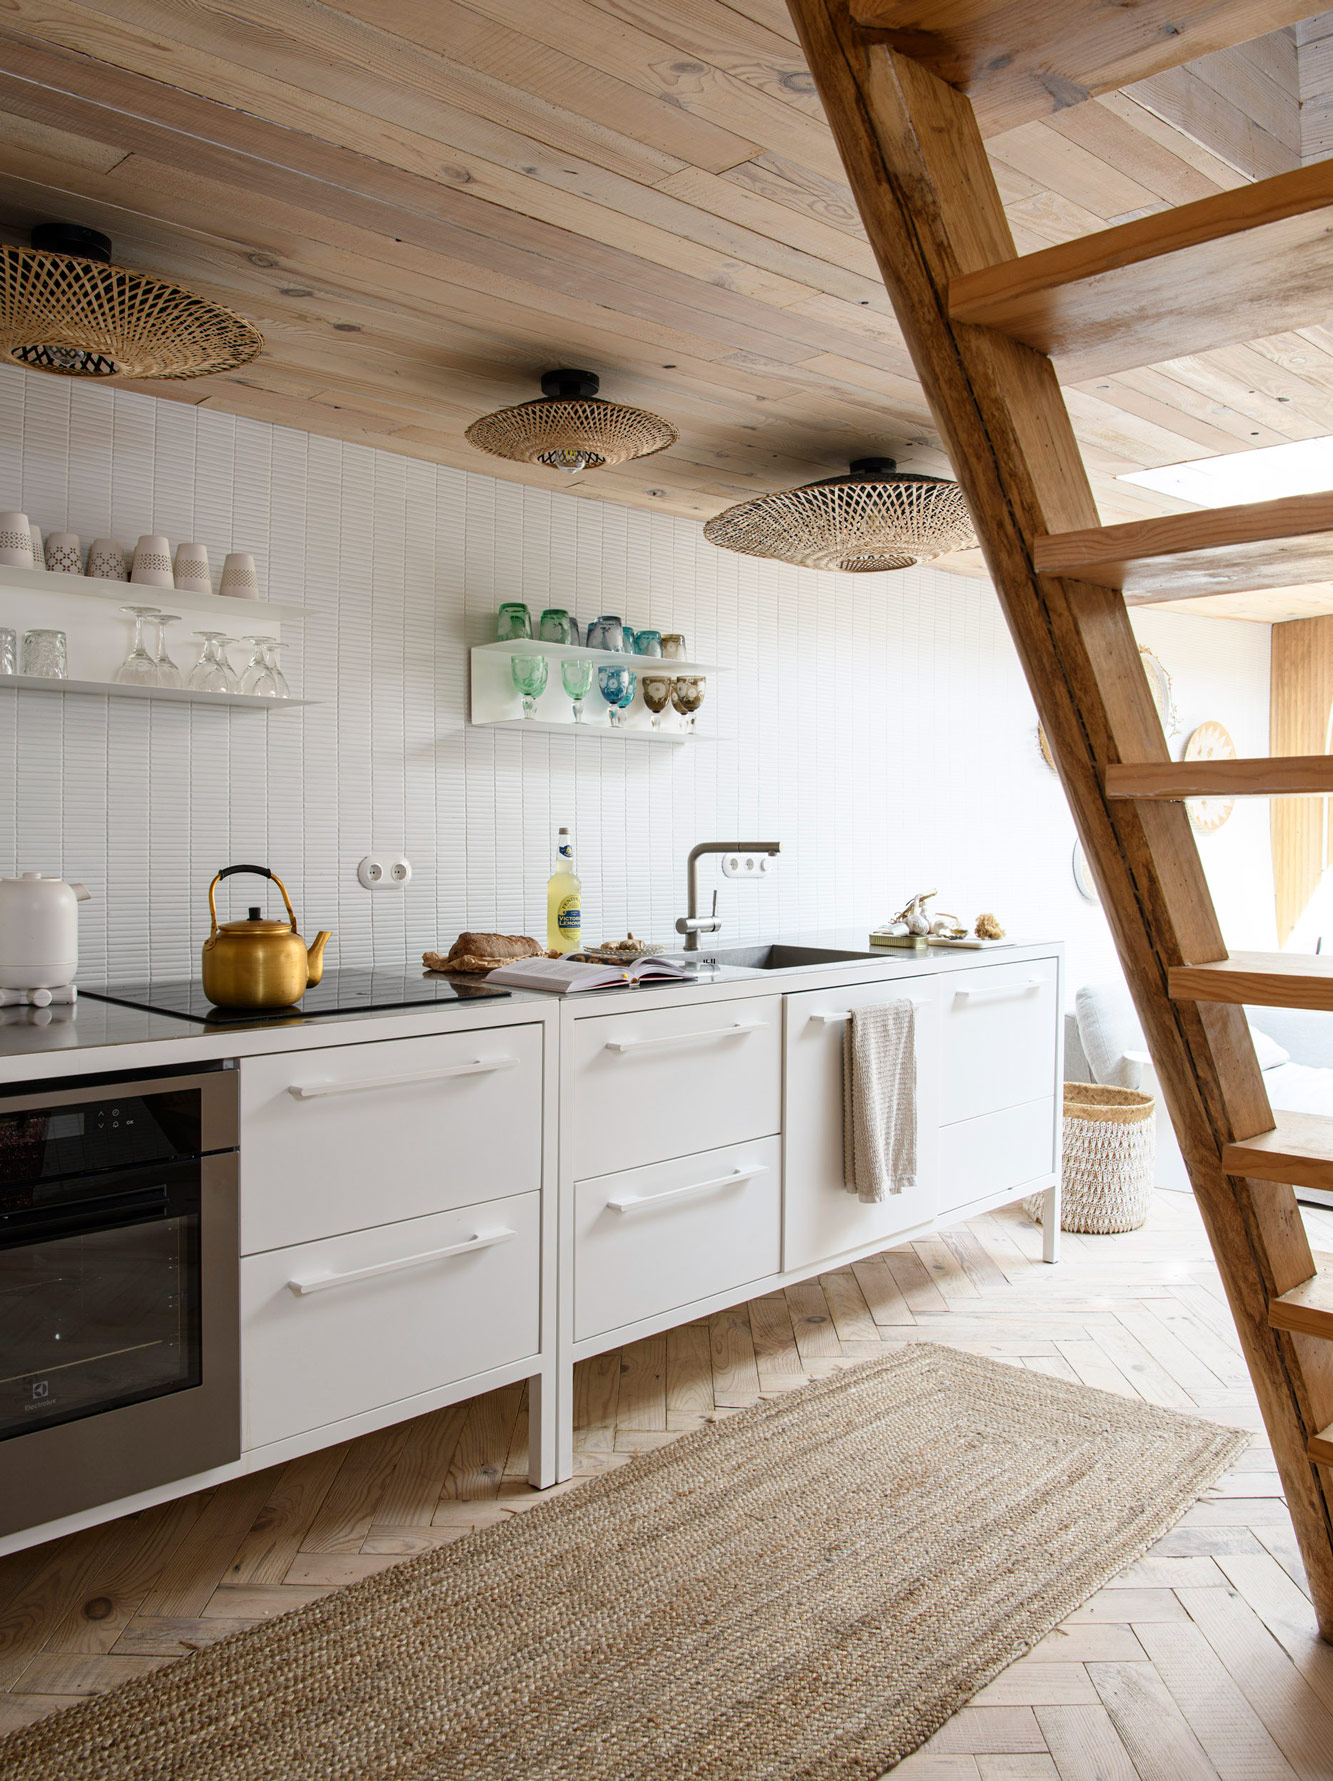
left=240, top=635, right=280, bottom=696
left=496, top=602, right=531, bottom=641
left=0, top=628, right=14, bottom=675
left=113, top=606, right=162, bottom=686
left=636, top=630, right=663, bottom=658
left=561, top=656, right=595, bottom=722
left=586, top=615, right=625, bottom=653
left=152, top=614, right=183, bottom=688
left=188, top=632, right=239, bottom=694
left=21, top=629, right=66, bottom=679
left=539, top=608, right=574, bottom=645
left=264, top=640, right=290, bottom=699
left=622, top=627, right=639, bottom=654
left=641, top=672, right=674, bottom=728
left=660, top=632, right=687, bottom=663
left=671, top=676, right=705, bottom=729
left=510, top=652, right=548, bottom=718
left=598, top=664, right=635, bottom=727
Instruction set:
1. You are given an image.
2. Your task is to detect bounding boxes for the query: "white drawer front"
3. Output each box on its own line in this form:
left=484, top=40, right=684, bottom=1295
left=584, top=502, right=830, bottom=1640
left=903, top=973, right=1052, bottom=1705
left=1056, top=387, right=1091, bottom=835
left=782, top=982, right=939, bottom=1272
left=572, top=996, right=781, bottom=1178
left=938, top=1099, right=1056, bottom=1216
left=574, top=1137, right=781, bottom=1343
left=939, top=959, right=1059, bottom=1125
left=242, top=1191, right=540, bottom=1449
left=240, top=1024, right=543, bottom=1252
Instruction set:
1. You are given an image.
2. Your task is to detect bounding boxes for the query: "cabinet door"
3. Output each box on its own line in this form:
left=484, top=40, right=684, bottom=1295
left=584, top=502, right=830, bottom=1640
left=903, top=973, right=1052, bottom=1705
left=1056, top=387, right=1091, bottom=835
left=938, top=959, right=1059, bottom=1126
left=782, top=982, right=939, bottom=1272
left=939, top=1100, right=1056, bottom=1217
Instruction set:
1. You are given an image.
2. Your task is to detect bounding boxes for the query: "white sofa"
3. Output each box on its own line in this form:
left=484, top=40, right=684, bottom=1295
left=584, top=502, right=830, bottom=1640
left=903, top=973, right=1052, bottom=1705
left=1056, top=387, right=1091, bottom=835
left=1066, top=980, right=1333, bottom=1208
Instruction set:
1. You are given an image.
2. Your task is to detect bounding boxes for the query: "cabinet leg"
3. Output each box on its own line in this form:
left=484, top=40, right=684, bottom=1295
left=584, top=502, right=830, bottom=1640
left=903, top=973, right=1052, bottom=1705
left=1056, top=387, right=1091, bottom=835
left=1042, top=1184, right=1061, bottom=1264
left=527, top=1370, right=560, bottom=1489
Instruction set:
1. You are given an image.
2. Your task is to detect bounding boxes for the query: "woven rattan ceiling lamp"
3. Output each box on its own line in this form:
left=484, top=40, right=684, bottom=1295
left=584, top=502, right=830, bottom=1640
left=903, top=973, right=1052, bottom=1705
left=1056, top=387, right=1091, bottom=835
left=464, top=368, right=678, bottom=477
left=0, top=222, right=263, bottom=380
left=703, top=457, right=976, bottom=573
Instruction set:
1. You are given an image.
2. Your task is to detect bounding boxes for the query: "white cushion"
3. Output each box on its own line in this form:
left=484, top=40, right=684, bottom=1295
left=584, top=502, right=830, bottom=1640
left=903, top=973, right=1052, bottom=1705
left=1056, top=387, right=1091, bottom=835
left=1264, top=1061, right=1333, bottom=1115
left=1248, top=1025, right=1291, bottom=1071
left=1074, top=980, right=1143, bottom=1088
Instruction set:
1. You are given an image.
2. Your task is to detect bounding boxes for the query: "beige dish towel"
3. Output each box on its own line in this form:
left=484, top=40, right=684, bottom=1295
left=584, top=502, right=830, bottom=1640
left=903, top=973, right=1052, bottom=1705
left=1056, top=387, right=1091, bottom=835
left=843, top=1000, right=917, bottom=1202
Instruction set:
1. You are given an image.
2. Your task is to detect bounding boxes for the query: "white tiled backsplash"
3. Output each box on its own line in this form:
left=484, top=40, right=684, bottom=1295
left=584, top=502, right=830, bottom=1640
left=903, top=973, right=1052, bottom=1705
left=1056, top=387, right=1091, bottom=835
left=0, top=365, right=1275, bottom=991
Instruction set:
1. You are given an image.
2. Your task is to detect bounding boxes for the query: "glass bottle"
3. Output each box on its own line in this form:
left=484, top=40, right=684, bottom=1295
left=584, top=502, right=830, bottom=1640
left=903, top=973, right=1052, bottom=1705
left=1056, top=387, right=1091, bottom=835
left=547, top=827, right=582, bottom=954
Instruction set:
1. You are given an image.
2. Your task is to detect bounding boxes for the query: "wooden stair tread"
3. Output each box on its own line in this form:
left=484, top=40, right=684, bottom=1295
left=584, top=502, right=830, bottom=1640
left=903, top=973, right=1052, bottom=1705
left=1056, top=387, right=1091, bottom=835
left=1169, top=952, right=1333, bottom=1011
left=1271, top=1273, right=1333, bottom=1342
left=1034, top=494, right=1333, bottom=605
left=1223, top=1111, right=1333, bottom=1191
left=1312, top=1424, right=1333, bottom=1468
left=948, top=160, right=1333, bottom=381
left=1106, top=758, right=1333, bottom=800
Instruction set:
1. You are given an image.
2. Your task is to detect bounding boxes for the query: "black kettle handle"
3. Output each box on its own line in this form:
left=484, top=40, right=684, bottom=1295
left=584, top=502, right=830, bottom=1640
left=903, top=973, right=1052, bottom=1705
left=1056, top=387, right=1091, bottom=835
left=216, top=864, right=272, bottom=883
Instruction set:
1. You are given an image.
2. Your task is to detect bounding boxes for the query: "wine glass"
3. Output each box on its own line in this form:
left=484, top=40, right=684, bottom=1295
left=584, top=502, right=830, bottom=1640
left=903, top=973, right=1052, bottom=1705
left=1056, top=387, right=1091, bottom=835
left=671, top=676, right=705, bottom=729
left=641, top=671, right=674, bottom=728
left=152, top=614, right=183, bottom=688
left=496, top=602, right=531, bottom=641
left=188, top=632, right=239, bottom=694
left=562, top=656, right=595, bottom=722
left=113, top=605, right=162, bottom=686
left=264, top=639, right=290, bottom=698
left=598, top=664, right=635, bottom=727
left=539, top=608, right=574, bottom=645
left=510, top=652, right=548, bottom=718
left=240, top=635, right=279, bottom=696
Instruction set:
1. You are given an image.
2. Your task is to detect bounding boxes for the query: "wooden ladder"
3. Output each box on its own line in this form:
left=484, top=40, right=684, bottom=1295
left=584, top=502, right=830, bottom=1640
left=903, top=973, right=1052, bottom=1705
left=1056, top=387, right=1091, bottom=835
left=788, top=0, right=1333, bottom=1638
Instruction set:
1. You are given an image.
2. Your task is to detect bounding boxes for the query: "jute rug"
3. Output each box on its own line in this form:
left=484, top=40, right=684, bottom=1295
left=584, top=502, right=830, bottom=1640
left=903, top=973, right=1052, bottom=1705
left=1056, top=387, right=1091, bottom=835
left=0, top=1343, right=1247, bottom=1781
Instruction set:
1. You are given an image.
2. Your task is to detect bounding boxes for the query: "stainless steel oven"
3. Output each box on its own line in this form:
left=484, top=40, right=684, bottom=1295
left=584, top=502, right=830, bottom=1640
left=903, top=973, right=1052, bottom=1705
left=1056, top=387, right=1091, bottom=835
left=0, top=1065, right=239, bottom=1536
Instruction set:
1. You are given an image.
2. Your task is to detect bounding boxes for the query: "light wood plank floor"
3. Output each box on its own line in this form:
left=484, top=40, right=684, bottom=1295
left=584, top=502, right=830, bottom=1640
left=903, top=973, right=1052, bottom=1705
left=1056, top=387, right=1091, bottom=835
left=2, top=1190, right=1331, bottom=1779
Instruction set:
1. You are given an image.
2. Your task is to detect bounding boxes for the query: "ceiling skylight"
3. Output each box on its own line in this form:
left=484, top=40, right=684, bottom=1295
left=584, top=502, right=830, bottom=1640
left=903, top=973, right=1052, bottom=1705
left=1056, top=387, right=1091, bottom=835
left=1119, top=435, right=1333, bottom=508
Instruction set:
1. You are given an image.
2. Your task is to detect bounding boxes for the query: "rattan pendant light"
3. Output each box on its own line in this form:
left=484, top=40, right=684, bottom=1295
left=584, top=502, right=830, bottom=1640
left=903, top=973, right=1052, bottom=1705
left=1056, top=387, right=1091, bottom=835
left=703, top=457, right=976, bottom=573
left=465, top=368, right=678, bottom=475
left=0, top=222, right=263, bottom=381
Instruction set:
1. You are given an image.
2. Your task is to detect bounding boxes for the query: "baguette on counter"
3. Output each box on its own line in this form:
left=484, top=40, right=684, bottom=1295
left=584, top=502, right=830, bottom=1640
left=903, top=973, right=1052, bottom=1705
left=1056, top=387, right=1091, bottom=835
left=423, top=932, right=555, bottom=975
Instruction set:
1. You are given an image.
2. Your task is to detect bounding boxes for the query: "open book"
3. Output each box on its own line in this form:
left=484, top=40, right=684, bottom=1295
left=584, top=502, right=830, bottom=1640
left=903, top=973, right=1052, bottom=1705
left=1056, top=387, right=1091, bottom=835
left=485, top=953, right=692, bottom=994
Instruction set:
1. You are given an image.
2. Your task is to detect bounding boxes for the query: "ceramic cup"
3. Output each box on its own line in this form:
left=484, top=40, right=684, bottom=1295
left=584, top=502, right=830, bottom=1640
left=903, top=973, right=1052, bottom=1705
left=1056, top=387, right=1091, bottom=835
left=173, top=542, right=211, bottom=595
left=131, top=534, right=174, bottom=587
left=219, top=551, right=259, bottom=600
left=87, top=538, right=127, bottom=581
left=0, top=513, right=31, bottom=567
left=44, top=532, right=82, bottom=575
left=27, top=525, right=42, bottom=569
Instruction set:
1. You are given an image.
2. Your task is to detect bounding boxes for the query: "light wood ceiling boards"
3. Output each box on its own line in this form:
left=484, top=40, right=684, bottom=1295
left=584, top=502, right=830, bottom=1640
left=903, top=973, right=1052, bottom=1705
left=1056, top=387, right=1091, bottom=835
left=0, top=2, right=1328, bottom=610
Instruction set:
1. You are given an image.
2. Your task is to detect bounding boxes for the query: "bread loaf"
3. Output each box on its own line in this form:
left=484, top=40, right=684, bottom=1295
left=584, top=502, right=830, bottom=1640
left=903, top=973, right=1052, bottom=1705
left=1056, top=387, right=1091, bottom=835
left=423, top=932, right=545, bottom=975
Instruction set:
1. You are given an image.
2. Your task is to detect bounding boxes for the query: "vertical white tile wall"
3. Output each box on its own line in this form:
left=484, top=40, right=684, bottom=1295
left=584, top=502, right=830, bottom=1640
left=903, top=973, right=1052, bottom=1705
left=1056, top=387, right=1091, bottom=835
left=0, top=366, right=1273, bottom=993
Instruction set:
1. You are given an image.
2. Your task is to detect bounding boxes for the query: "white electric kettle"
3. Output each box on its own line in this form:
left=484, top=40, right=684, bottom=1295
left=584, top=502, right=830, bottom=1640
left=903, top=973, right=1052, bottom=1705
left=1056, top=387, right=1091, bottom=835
left=0, top=872, right=92, bottom=993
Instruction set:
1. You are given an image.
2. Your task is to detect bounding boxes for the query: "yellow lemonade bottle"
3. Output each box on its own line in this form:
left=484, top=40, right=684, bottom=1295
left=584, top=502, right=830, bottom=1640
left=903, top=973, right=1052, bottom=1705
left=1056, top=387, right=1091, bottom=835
left=547, top=827, right=582, bottom=953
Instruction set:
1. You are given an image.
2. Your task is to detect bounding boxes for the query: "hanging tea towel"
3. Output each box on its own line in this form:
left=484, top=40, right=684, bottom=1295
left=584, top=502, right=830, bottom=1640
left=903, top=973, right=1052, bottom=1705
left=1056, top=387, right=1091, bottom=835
left=843, top=1000, right=918, bottom=1202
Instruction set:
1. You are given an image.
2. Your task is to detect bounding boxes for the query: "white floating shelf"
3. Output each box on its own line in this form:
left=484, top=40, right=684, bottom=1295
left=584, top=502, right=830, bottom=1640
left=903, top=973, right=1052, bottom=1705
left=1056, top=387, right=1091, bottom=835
left=480, top=718, right=689, bottom=744
left=0, top=674, right=312, bottom=710
left=0, top=562, right=307, bottom=623
left=476, top=638, right=724, bottom=676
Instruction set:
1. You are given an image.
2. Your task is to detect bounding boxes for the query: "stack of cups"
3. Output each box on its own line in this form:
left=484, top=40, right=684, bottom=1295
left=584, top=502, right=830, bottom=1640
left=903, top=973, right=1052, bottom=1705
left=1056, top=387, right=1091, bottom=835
left=130, top=535, right=174, bottom=588
left=173, top=542, right=211, bottom=595
left=219, top=552, right=259, bottom=599
left=0, top=514, right=32, bottom=566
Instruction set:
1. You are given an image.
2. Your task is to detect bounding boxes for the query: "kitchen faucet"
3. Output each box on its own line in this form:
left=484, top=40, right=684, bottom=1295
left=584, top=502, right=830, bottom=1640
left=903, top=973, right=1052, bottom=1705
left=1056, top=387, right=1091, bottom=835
left=675, top=841, right=781, bottom=950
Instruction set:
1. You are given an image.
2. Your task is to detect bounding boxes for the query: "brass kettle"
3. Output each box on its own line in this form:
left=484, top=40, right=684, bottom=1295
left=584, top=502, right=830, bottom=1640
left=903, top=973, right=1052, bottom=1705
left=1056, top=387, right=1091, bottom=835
left=201, top=865, right=331, bottom=1009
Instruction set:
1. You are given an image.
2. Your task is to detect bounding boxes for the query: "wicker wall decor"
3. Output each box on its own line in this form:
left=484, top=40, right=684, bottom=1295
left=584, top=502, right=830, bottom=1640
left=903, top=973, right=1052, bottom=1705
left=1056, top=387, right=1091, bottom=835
left=703, top=458, right=976, bottom=573
left=0, top=225, right=263, bottom=382
left=465, top=368, right=678, bottom=474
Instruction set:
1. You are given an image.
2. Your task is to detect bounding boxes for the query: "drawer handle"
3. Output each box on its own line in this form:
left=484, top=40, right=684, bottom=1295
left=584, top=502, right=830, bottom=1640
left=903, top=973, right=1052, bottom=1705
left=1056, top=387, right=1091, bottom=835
left=606, top=1164, right=766, bottom=1213
left=603, top=1020, right=767, bottom=1054
left=287, top=1058, right=518, bottom=1099
left=287, top=1226, right=517, bottom=1295
left=953, top=979, right=1043, bottom=1006
left=809, top=998, right=928, bottom=1024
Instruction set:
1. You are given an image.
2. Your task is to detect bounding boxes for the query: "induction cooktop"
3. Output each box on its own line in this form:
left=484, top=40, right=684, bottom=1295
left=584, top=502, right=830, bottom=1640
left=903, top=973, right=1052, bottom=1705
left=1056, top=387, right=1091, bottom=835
left=83, top=968, right=512, bottom=1025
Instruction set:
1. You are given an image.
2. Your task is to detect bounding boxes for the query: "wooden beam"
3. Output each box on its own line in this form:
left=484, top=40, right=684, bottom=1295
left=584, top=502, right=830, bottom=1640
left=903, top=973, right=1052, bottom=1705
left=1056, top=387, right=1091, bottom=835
left=949, top=159, right=1333, bottom=379
left=845, top=0, right=1315, bottom=137
left=1170, top=950, right=1333, bottom=1010
left=1106, top=758, right=1333, bottom=800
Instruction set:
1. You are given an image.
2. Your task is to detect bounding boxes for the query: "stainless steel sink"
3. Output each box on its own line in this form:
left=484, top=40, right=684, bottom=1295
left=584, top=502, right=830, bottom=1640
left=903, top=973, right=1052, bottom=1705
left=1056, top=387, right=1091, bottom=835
left=680, top=943, right=879, bottom=972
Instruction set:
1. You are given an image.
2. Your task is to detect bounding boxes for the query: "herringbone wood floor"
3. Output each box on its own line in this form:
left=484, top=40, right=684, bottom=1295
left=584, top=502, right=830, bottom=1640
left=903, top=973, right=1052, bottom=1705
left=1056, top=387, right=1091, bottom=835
left=2, top=1190, right=1332, bottom=1779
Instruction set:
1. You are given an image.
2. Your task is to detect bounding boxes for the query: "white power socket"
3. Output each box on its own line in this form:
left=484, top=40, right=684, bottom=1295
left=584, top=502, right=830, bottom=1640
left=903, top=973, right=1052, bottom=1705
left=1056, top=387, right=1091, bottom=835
left=720, top=852, right=778, bottom=879
left=358, top=855, right=412, bottom=890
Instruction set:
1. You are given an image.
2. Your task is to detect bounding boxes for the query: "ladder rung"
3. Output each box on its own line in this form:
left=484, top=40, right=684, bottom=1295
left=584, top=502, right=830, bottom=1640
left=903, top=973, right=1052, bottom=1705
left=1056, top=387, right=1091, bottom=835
left=1223, top=1111, right=1333, bottom=1191
left=1034, top=493, right=1333, bottom=605
left=1169, top=952, right=1333, bottom=1011
left=1313, top=1424, right=1333, bottom=1468
left=949, top=160, right=1333, bottom=380
left=1106, top=758, right=1333, bottom=800
left=1270, top=1273, right=1333, bottom=1342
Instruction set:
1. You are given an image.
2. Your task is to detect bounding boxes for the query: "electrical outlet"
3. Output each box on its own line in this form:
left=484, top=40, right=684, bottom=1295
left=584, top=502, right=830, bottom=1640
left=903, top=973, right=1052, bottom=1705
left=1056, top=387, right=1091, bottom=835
left=720, top=851, right=779, bottom=879
left=389, top=857, right=412, bottom=885
left=357, top=856, right=386, bottom=889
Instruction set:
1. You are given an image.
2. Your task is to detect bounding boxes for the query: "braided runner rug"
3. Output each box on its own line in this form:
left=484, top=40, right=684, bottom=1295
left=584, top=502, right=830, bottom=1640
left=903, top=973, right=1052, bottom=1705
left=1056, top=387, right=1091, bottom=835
left=0, top=1343, right=1245, bottom=1780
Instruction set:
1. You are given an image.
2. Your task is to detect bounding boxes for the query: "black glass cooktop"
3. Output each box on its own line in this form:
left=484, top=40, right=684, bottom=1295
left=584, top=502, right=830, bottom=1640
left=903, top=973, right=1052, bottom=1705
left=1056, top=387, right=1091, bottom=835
left=83, top=968, right=512, bottom=1025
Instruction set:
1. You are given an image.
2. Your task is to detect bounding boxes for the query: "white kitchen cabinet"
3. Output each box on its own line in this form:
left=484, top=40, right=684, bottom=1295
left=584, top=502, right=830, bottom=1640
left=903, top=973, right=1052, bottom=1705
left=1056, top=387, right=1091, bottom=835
left=570, top=995, right=781, bottom=1178
left=573, top=1136, right=781, bottom=1342
left=240, top=1024, right=543, bottom=1252
left=938, top=959, right=1060, bottom=1126
left=938, top=1099, right=1056, bottom=1217
left=241, top=1190, right=541, bottom=1449
left=782, top=981, right=940, bottom=1272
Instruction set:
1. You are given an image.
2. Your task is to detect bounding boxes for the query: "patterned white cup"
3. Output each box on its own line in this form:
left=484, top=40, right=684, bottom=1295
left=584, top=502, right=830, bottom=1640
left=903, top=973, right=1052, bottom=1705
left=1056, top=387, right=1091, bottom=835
left=131, top=534, right=174, bottom=587
left=27, top=525, right=42, bottom=569
left=173, top=541, right=211, bottom=595
left=219, top=551, right=259, bottom=600
left=44, top=532, right=82, bottom=574
left=0, top=513, right=31, bottom=566
left=87, top=538, right=127, bottom=580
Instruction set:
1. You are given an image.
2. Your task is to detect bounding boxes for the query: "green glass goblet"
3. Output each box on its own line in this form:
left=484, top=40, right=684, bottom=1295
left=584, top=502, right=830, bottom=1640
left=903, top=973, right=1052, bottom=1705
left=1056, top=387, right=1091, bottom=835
left=561, top=656, right=595, bottom=723
left=511, top=652, right=549, bottom=718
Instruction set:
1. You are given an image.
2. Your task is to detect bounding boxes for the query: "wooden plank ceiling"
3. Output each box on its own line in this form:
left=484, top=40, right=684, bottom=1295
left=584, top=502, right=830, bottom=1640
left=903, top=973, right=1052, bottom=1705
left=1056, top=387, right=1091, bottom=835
left=1, top=0, right=1332, bottom=614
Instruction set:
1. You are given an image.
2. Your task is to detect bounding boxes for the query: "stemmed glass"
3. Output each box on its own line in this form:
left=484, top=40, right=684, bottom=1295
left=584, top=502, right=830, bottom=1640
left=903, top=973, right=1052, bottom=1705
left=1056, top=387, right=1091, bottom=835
left=188, top=632, right=239, bottom=694
left=153, top=614, right=183, bottom=688
left=671, top=676, right=705, bottom=729
left=641, top=671, right=674, bottom=727
left=598, top=664, right=636, bottom=727
left=240, top=635, right=279, bottom=696
left=562, top=657, right=594, bottom=722
left=113, top=605, right=162, bottom=686
left=264, top=640, right=290, bottom=698
left=510, top=652, right=549, bottom=718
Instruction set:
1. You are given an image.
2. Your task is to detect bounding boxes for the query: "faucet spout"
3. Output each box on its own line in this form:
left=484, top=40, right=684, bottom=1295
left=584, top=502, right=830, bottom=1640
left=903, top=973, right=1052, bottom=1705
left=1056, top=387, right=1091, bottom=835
left=675, top=841, right=781, bottom=951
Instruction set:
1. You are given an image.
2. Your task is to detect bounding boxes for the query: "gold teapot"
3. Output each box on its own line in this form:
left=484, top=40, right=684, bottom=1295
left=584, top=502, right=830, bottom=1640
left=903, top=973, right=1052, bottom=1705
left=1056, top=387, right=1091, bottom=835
left=201, top=865, right=331, bottom=1009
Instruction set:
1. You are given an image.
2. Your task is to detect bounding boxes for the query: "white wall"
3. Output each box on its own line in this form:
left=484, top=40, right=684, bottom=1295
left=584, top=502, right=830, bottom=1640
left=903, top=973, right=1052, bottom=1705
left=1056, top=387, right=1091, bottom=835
left=0, top=367, right=1272, bottom=994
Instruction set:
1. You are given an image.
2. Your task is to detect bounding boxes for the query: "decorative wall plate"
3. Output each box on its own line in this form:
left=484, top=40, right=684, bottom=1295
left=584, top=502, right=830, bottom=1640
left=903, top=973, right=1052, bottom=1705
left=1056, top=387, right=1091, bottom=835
left=1072, top=841, right=1099, bottom=903
left=1183, top=720, right=1237, bottom=833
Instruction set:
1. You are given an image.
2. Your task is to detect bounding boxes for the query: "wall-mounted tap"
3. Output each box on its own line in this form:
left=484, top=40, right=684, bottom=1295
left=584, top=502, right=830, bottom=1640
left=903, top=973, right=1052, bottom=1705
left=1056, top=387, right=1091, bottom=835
left=675, top=841, right=781, bottom=950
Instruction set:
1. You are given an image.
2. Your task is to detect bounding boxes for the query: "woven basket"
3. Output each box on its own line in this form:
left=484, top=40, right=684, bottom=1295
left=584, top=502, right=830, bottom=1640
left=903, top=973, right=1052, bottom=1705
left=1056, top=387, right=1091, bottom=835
left=1024, top=1081, right=1155, bottom=1235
